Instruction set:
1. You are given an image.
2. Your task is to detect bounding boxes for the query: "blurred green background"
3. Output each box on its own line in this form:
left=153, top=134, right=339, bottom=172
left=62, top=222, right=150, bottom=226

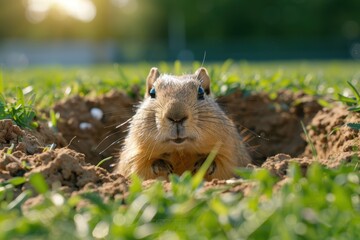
left=0, top=0, right=360, bottom=66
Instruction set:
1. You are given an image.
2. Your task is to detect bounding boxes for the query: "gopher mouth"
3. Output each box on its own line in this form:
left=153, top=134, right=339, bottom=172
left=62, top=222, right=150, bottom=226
left=165, top=137, right=195, bottom=145
left=172, top=137, right=187, bottom=144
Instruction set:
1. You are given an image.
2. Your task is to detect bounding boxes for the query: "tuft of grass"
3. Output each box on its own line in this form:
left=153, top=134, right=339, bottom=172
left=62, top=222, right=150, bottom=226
left=338, top=81, right=360, bottom=130
left=0, top=88, right=38, bottom=129
left=338, top=81, right=360, bottom=111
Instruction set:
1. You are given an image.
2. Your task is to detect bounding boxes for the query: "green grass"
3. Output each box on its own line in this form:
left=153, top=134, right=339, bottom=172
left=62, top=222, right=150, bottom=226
left=3, top=60, right=360, bottom=109
left=1, top=162, right=359, bottom=239
left=1, top=60, right=360, bottom=239
left=338, top=81, right=360, bottom=130
left=0, top=88, right=38, bottom=129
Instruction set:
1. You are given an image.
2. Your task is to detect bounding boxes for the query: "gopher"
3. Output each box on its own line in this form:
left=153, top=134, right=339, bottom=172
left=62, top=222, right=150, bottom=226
left=116, top=67, right=251, bottom=180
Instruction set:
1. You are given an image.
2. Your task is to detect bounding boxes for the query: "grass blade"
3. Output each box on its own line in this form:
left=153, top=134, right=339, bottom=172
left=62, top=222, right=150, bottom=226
left=347, top=123, right=360, bottom=130
left=16, top=87, right=25, bottom=106
left=96, top=156, right=113, bottom=167
left=191, top=141, right=221, bottom=190
left=348, top=106, right=360, bottom=112
left=49, top=109, right=58, bottom=131
left=347, top=81, right=360, bottom=100
left=301, top=121, right=317, bottom=160
left=337, top=94, right=357, bottom=104
left=29, top=173, right=49, bottom=194
left=26, top=93, right=36, bottom=106
left=0, top=68, right=3, bottom=94
left=6, top=143, right=15, bottom=154
left=7, top=190, right=32, bottom=210
left=5, top=177, right=27, bottom=186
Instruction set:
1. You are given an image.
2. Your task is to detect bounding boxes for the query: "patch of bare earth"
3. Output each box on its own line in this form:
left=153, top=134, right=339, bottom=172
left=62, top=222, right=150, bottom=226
left=217, top=90, right=323, bottom=163
left=1, top=90, right=359, bottom=201
left=260, top=105, right=360, bottom=180
left=52, top=90, right=136, bottom=170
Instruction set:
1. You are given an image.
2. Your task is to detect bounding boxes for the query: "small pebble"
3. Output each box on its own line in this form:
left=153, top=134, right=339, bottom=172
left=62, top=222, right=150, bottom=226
left=22, top=86, right=33, bottom=95
left=64, top=87, right=72, bottom=95
left=79, top=122, right=92, bottom=130
left=90, top=108, right=103, bottom=120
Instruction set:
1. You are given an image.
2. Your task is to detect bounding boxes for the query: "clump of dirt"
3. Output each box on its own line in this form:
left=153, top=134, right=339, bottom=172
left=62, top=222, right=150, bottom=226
left=0, top=119, right=66, bottom=182
left=22, top=149, right=126, bottom=194
left=304, top=106, right=360, bottom=167
left=218, top=90, right=322, bottom=164
left=261, top=153, right=313, bottom=178
left=0, top=119, right=67, bottom=157
left=52, top=90, right=136, bottom=170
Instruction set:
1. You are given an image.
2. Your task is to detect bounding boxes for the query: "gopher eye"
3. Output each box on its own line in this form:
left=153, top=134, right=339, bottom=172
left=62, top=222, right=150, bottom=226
left=149, top=87, right=156, bottom=98
left=198, top=86, right=205, bottom=100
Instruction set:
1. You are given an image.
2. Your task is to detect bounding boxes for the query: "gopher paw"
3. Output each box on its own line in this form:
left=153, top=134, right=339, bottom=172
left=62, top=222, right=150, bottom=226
left=151, top=159, right=174, bottom=176
left=192, top=159, right=216, bottom=176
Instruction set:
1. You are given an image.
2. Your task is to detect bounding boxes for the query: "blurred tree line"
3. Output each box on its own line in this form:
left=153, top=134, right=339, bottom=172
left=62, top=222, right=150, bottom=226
left=0, top=0, right=359, bottom=60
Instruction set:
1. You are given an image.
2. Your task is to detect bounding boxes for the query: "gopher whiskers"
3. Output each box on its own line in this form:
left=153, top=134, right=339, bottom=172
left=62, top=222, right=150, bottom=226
left=95, top=129, right=125, bottom=151
left=102, top=117, right=133, bottom=129
left=98, top=136, right=124, bottom=155
left=115, top=117, right=133, bottom=129
left=147, top=133, right=161, bottom=162
left=96, top=118, right=133, bottom=152
left=141, top=129, right=161, bottom=162
left=197, top=119, right=238, bottom=131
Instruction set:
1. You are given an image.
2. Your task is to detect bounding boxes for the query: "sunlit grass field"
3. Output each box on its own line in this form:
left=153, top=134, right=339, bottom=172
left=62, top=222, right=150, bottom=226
left=3, top=60, right=360, bottom=108
left=1, top=60, right=360, bottom=239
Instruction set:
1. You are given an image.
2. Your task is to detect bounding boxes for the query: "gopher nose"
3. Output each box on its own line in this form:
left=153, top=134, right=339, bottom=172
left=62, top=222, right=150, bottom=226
left=167, top=115, right=188, bottom=124
left=165, top=101, right=188, bottom=125
left=167, top=113, right=188, bottom=138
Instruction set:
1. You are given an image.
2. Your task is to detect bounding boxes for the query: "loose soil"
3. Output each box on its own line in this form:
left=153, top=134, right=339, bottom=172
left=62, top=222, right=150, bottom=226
left=1, top=90, right=359, bottom=202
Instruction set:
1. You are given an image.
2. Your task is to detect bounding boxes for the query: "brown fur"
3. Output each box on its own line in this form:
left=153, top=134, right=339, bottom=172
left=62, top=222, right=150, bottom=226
left=116, top=67, right=251, bottom=180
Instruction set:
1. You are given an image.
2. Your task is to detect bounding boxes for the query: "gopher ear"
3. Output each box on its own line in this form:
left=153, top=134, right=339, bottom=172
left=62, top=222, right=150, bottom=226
left=195, top=67, right=210, bottom=94
left=145, top=67, right=160, bottom=97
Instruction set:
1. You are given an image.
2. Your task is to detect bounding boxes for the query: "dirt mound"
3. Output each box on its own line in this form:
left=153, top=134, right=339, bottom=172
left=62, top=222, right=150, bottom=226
left=261, top=153, right=314, bottom=178
left=218, top=90, right=322, bottom=164
left=304, top=106, right=360, bottom=167
left=0, top=120, right=128, bottom=200
left=53, top=90, right=135, bottom=170
left=0, top=119, right=67, bottom=158
left=0, top=118, right=67, bottom=183
left=259, top=106, right=360, bottom=179
left=21, top=149, right=127, bottom=196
